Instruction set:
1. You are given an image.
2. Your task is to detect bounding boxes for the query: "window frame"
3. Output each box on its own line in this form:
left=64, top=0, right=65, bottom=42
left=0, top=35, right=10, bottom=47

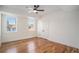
left=5, top=14, right=17, bottom=33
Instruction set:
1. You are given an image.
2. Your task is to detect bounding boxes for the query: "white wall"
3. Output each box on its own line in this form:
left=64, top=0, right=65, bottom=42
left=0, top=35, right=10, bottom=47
left=1, top=12, right=37, bottom=43
left=0, top=12, right=1, bottom=46
left=37, top=11, right=79, bottom=48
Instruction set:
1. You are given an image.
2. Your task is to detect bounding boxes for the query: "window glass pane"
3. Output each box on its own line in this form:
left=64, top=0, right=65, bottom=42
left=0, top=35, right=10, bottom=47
left=27, top=17, right=35, bottom=31
left=7, top=16, right=16, bottom=32
left=28, top=17, right=35, bottom=25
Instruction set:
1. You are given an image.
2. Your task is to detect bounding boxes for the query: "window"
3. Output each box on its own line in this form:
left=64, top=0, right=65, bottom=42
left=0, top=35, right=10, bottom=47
left=27, top=17, right=35, bottom=31
left=7, top=16, right=17, bottom=32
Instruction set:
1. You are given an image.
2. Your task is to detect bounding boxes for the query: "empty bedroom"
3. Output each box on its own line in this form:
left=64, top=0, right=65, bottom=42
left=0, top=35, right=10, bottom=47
left=0, top=5, right=79, bottom=53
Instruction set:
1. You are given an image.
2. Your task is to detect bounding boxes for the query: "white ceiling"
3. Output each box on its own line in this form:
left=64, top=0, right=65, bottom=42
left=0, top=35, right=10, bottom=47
left=0, top=5, right=79, bottom=16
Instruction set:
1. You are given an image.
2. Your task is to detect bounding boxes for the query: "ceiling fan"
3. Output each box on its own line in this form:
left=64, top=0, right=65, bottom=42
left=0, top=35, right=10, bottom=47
left=28, top=5, right=44, bottom=14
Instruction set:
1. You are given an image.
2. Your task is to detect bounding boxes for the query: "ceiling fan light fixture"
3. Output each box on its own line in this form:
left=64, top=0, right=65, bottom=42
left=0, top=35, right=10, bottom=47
left=33, top=10, right=38, bottom=13
left=27, top=5, right=44, bottom=14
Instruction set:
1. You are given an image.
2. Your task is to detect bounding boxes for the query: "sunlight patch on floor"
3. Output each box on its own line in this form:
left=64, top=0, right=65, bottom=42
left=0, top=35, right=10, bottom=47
left=27, top=41, right=36, bottom=53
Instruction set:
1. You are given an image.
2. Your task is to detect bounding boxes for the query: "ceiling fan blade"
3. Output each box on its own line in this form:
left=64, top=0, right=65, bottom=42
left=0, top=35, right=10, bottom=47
left=34, top=5, right=39, bottom=8
left=34, top=5, right=39, bottom=10
left=37, top=10, right=44, bottom=11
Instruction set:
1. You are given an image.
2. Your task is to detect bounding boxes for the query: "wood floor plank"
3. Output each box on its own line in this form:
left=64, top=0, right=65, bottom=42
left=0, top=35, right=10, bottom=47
left=0, top=37, right=79, bottom=53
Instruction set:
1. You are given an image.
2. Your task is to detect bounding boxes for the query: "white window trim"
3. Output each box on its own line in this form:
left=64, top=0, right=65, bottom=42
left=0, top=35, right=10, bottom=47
left=4, top=14, right=17, bottom=33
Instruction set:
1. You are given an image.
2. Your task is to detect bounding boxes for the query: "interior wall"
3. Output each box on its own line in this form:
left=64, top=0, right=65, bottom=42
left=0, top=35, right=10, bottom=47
left=37, top=11, right=79, bottom=48
left=1, top=12, right=37, bottom=43
left=0, top=12, right=1, bottom=46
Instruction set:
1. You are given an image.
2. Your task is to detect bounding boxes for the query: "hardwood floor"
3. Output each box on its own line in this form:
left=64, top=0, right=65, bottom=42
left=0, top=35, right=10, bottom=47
left=0, top=37, right=79, bottom=53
